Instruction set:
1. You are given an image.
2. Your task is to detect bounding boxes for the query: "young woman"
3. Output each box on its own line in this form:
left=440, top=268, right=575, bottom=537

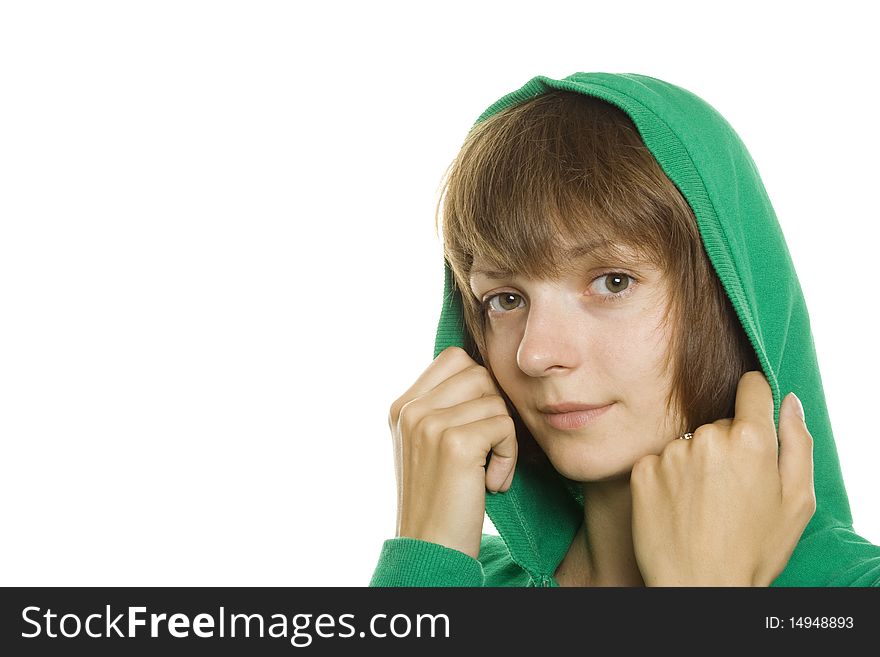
left=370, top=72, right=880, bottom=586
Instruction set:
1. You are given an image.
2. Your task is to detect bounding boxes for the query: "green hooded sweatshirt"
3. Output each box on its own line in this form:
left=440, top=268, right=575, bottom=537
left=369, top=72, right=880, bottom=587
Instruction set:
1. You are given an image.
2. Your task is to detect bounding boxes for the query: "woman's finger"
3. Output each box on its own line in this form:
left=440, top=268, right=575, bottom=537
left=777, top=392, right=816, bottom=510
left=732, top=371, right=777, bottom=446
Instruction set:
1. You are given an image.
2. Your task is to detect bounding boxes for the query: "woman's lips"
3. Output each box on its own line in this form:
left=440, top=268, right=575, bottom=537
left=541, top=403, right=614, bottom=430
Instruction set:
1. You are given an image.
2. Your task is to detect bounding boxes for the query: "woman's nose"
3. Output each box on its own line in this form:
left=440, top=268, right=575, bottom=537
left=516, top=297, right=581, bottom=377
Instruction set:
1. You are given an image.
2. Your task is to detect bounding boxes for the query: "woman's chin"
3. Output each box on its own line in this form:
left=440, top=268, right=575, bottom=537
left=539, top=442, right=639, bottom=482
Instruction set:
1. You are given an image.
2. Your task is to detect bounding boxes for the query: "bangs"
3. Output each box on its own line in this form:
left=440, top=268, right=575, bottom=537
left=438, top=90, right=680, bottom=285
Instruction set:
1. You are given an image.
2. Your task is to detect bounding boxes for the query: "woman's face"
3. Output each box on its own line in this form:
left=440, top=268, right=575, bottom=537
left=469, top=240, right=683, bottom=482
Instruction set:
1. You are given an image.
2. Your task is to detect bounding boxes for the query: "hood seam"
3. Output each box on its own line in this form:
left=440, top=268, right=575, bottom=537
left=505, top=485, right=544, bottom=577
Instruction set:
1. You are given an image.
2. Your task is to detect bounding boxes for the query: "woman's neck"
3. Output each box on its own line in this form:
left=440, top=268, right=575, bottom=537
left=554, top=476, right=645, bottom=587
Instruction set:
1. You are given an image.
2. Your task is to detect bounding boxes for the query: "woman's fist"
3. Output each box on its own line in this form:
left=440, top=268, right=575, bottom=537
left=388, top=347, right=518, bottom=559
left=630, top=371, right=816, bottom=586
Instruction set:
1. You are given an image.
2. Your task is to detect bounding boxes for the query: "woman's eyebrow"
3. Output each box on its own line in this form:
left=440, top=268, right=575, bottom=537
left=470, top=238, right=615, bottom=279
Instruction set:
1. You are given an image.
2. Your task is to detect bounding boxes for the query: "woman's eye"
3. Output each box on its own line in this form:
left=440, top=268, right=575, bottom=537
left=485, top=293, right=524, bottom=313
left=594, top=273, right=632, bottom=295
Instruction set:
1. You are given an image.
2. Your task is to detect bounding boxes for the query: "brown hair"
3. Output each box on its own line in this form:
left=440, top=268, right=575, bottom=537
left=435, top=90, right=759, bottom=458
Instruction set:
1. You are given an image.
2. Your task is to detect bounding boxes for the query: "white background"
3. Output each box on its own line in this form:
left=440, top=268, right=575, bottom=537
left=1, top=1, right=877, bottom=586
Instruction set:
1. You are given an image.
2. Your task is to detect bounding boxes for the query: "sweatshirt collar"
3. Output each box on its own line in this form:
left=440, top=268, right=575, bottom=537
left=485, top=445, right=583, bottom=581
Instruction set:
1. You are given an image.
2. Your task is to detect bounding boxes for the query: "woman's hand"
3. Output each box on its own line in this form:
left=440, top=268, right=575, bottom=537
left=388, top=346, right=518, bottom=560
left=630, top=371, right=816, bottom=586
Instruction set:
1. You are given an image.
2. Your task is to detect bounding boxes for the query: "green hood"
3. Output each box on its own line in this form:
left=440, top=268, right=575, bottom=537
left=430, top=72, right=880, bottom=586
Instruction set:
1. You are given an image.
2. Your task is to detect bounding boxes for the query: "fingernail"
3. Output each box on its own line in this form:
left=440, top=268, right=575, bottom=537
left=788, top=392, right=805, bottom=421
